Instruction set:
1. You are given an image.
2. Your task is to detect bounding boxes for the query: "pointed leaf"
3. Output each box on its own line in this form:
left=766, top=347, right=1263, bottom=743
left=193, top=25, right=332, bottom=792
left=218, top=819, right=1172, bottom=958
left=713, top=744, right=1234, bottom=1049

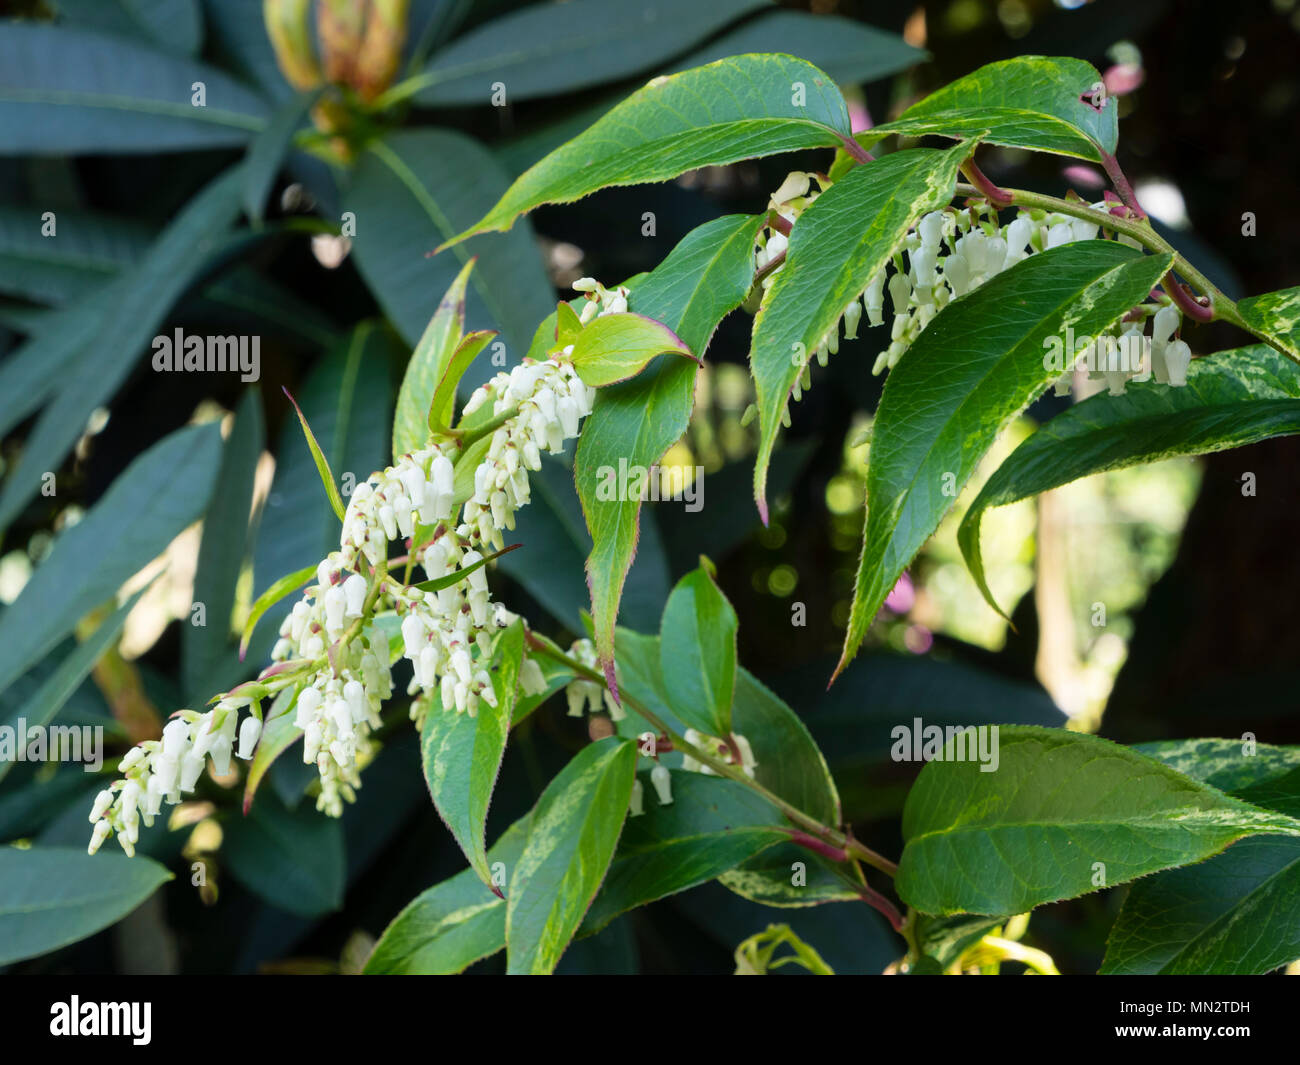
left=1237, top=285, right=1300, bottom=361
left=365, top=816, right=530, bottom=974
left=659, top=562, right=738, bottom=736
left=575, top=214, right=762, bottom=677
left=570, top=312, right=696, bottom=389
left=443, top=55, right=852, bottom=246
left=243, top=90, right=318, bottom=223
left=896, top=726, right=1300, bottom=916
left=393, top=259, right=472, bottom=459
left=239, top=564, right=316, bottom=659
left=429, top=330, right=496, bottom=434
left=750, top=142, right=972, bottom=519
left=865, top=56, right=1117, bottom=162
left=959, top=345, right=1300, bottom=617
left=838, top=242, right=1173, bottom=680
left=421, top=620, right=524, bottom=889
left=506, top=737, right=636, bottom=974
left=283, top=386, right=346, bottom=522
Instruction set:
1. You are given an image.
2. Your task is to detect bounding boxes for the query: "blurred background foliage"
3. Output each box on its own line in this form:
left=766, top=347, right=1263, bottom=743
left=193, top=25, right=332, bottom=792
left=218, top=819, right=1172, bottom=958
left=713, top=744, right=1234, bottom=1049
left=0, top=0, right=1297, bottom=974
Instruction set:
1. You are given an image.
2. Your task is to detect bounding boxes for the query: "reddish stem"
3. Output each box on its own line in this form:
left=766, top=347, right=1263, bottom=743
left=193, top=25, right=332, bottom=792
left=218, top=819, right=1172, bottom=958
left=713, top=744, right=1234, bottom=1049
left=838, top=132, right=874, bottom=165
left=1163, top=270, right=1215, bottom=322
left=960, top=159, right=1013, bottom=207
left=1099, top=150, right=1147, bottom=219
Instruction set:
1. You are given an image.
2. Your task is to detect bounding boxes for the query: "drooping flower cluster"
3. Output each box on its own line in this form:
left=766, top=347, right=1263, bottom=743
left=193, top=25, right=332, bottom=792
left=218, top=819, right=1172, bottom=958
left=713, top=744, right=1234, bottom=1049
left=92, top=314, right=610, bottom=853
left=88, top=697, right=261, bottom=856
left=752, top=172, right=1194, bottom=419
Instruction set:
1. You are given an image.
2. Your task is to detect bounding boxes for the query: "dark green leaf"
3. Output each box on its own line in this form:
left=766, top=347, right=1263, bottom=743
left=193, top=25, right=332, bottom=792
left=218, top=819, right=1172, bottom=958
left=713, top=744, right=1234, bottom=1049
left=658, top=562, right=738, bottom=736
left=570, top=312, right=695, bottom=389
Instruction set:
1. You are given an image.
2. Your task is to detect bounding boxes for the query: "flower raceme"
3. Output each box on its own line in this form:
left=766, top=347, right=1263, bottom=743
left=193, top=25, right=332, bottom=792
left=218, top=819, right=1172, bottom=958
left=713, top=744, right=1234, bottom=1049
left=90, top=333, right=602, bottom=855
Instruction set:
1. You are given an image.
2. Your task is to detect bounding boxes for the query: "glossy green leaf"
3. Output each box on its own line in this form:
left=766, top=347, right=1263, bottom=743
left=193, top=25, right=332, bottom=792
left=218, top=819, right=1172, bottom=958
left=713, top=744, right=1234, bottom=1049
left=0, top=847, right=172, bottom=965
left=222, top=787, right=345, bottom=918
left=570, top=312, right=696, bottom=389
left=575, top=214, right=762, bottom=676
left=506, top=737, right=636, bottom=974
left=959, top=345, right=1300, bottom=617
left=896, top=726, right=1300, bottom=916
left=422, top=621, right=524, bottom=889
left=1134, top=737, right=1300, bottom=794
left=0, top=584, right=149, bottom=784
left=346, top=129, right=553, bottom=369
left=837, top=242, right=1174, bottom=680
left=0, top=23, right=268, bottom=154
left=718, top=845, right=860, bottom=907
left=865, top=55, right=1117, bottom=162
left=0, top=205, right=149, bottom=306
left=184, top=390, right=264, bottom=700
left=0, top=423, right=221, bottom=698
left=1237, top=285, right=1300, bottom=361
left=364, top=816, right=530, bottom=974
left=908, top=913, right=1003, bottom=973
left=0, top=167, right=245, bottom=531
left=750, top=142, right=972, bottom=520
left=658, top=562, right=738, bottom=736
left=1102, top=765, right=1300, bottom=974
left=581, top=772, right=787, bottom=934
left=410, top=545, right=518, bottom=595
left=410, top=0, right=767, bottom=107
left=392, top=259, right=472, bottom=459
left=443, top=54, right=851, bottom=246
left=429, top=330, right=495, bottom=433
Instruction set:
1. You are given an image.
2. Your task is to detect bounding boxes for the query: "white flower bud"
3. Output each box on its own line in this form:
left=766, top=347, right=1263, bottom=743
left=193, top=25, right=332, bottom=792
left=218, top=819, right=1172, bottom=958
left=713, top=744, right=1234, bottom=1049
left=771, top=171, right=811, bottom=205
left=89, top=819, right=111, bottom=855
left=650, top=765, right=673, bottom=805
left=323, top=585, right=347, bottom=636
left=89, top=789, right=114, bottom=822
left=629, top=778, right=644, bottom=817
left=238, top=715, right=262, bottom=759
left=519, top=657, right=546, bottom=696
left=295, top=686, right=322, bottom=729
left=343, top=574, right=367, bottom=618
left=179, top=750, right=206, bottom=792
left=1164, top=339, right=1192, bottom=386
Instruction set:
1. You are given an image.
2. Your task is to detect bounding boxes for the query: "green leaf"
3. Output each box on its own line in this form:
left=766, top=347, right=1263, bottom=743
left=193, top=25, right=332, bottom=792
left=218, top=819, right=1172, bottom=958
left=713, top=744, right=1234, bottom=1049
left=658, top=562, right=738, bottom=736
left=865, top=55, right=1117, bottom=163
left=959, top=345, right=1300, bottom=617
left=0, top=23, right=268, bottom=154
left=410, top=544, right=518, bottom=596
left=346, top=129, right=553, bottom=366
left=1102, top=766, right=1300, bottom=974
left=718, top=845, right=860, bottom=907
left=443, top=54, right=851, bottom=245
left=570, top=312, right=696, bottom=389
left=576, top=214, right=762, bottom=675
left=0, top=847, right=172, bottom=965
left=429, top=330, right=495, bottom=433
left=0, top=167, right=245, bottom=531
left=750, top=142, right=972, bottom=520
left=837, top=241, right=1174, bottom=680
left=0, top=583, right=150, bottom=784
left=0, top=423, right=222, bottom=699
left=364, top=816, right=530, bottom=974
left=1134, top=737, right=1300, bottom=793
left=222, top=787, right=345, bottom=918
left=183, top=390, right=264, bottom=700
left=581, top=772, right=787, bottom=934
left=896, top=726, right=1300, bottom=916
left=409, top=0, right=768, bottom=107
left=243, top=90, right=318, bottom=224
left=908, top=913, right=1003, bottom=973
left=239, top=564, right=316, bottom=660
left=421, top=620, right=524, bottom=889
left=283, top=385, right=347, bottom=522
left=392, top=258, right=472, bottom=459
left=1237, top=285, right=1300, bottom=361
left=506, top=737, right=636, bottom=974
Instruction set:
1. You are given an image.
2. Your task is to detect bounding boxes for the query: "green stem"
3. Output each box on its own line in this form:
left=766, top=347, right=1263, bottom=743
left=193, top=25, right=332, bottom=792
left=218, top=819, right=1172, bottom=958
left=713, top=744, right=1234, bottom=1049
left=528, top=636, right=898, bottom=878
